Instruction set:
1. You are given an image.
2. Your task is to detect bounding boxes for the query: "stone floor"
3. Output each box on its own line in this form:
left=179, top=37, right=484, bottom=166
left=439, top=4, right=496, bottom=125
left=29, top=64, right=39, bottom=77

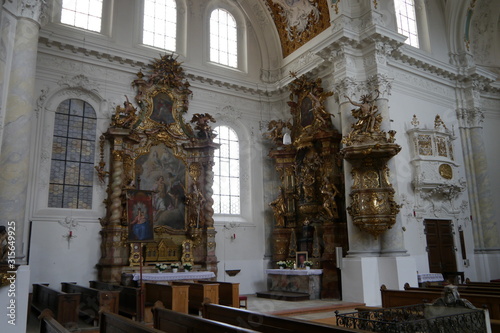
left=26, top=294, right=363, bottom=332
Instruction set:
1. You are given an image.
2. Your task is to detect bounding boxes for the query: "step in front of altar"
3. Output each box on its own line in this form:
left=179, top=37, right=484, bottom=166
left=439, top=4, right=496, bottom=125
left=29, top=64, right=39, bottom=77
left=256, top=290, right=310, bottom=301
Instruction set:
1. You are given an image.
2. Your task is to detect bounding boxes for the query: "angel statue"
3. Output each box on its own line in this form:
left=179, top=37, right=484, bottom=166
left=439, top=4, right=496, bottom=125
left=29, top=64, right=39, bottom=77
left=191, top=113, right=216, bottom=139
left=112, top=95, right=138, bottom=129
left=344, top=90, right=381, bottom=134
left=264, top=119, right=292, bottom=146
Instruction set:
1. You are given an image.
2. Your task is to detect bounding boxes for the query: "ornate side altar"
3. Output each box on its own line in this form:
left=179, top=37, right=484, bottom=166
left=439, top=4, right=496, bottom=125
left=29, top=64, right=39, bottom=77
left=96, top=55, right=218, bottom=283
left=264, top=74, right=348, bottom=299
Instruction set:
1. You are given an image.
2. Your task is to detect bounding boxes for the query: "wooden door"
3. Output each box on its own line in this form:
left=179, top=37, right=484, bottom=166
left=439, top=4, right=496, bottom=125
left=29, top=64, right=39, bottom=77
left=424, top=219, right=457, bottom=273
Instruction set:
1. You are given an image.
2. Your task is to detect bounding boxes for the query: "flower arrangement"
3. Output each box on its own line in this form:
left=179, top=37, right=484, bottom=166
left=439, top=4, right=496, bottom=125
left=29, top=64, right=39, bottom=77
left=183, top=263, right=193, bottom=271
left=285, top=260, right=295, bottom=269
left=303, top=260, right=313, bottom=267
left=155, top=263, right=168, bottom=272
left=170, top=263, right=179, bottom=269
left=277, top=261, right=287, bottom=268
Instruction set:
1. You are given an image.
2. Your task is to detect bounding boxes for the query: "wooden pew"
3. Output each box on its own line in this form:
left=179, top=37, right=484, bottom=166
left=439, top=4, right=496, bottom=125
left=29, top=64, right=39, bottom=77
left=202, top=303, right=368, bottom=333
left=153, top=306, right=261, bottom=333
left=89, top=281, right=141, bottom=320
left=465, top=279, right=500, bottom=288
left=99, top=311, right=164, bottom=333
left=61, top=282, right=119, bottom=325
left=31, top=284, right=80, bottom=329
left=404, top=282, right=500, bottom=295
left=171, top=281, right=219, bottom=314
left=144, top=282, right=189, bottom=314
left=380, top=285, right=500, bottom=320
left=197, top=280, right=240, bottom=307
left=38, top=309, right=70, bottom=333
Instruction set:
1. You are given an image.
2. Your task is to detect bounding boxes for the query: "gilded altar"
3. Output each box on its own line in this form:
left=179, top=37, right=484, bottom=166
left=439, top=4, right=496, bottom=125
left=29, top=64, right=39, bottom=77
left=96, top=54, right=218, bottom=283
left=264, top=74, right=347, bottom=298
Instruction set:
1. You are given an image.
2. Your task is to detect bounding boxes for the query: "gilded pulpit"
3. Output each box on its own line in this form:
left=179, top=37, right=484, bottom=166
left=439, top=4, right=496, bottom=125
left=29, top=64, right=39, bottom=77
left=96, top=54, right=218, bottom=283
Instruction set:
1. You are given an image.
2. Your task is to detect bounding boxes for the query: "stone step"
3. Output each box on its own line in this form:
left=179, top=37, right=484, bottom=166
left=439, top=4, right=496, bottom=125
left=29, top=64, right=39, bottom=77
left=255, top=291, right=310, bottom=301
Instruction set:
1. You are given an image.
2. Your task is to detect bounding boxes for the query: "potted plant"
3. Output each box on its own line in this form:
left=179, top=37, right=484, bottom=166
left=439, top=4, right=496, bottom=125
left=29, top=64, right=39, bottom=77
left=183, top=262, right=193, bottom=271
left=303, top=261, right=313, bottom=270
left=170, top=263, right=179, bottom=273
left=285, top=260, right=295, bottom=269
left=155, top=263, right=168, bottom=273
left=277, top=261, right=287, bottom=269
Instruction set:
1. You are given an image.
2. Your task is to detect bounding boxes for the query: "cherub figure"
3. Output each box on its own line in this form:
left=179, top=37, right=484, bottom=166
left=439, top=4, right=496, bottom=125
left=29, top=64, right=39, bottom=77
left=345, top=90, right=381, bottom=134
left=191, top=113, right=216, bottom=139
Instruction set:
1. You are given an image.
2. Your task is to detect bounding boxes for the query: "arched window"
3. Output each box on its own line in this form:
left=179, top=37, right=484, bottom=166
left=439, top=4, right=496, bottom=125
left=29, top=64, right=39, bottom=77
left=48, top=99, right=97, bottom=209
left=394, top=0, right=419, bottom=48
left=212, top=126, right=240, bottom=214
left=143, top=0, right=177, bottom=51
left=60, top=0, right=103, bottom=32
left=209, top=9, right=238, bottom=68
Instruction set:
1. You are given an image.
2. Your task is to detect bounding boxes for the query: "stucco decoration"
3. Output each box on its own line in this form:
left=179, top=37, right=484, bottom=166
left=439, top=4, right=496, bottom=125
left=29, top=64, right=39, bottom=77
left=407, top=114, right=466, bottom=217
left=265, top=0, right=330, bottom=57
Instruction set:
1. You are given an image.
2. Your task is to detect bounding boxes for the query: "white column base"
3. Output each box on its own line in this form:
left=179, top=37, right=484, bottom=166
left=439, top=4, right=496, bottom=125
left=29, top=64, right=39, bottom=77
left=341, top=256, right=417, bottom=306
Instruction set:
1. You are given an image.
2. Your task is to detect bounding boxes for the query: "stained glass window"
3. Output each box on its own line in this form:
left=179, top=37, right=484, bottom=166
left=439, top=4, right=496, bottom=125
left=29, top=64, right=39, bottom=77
left=213, top=126, right=240, bottom=214
left=49, top=99, right=96, bottom=209
left=143, top=0, right=177, bottom=51
left=394, top=0, right=419, bottom=48
left=210, top=9, right=238, bottom=68
left=60, top=0, right=103, bottom=32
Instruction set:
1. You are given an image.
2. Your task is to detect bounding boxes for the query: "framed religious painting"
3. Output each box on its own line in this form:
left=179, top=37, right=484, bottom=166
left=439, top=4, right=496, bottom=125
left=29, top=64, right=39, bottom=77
left=296, top=251, right=308, bottom=269
left=126, top=190, right=155, bottom=242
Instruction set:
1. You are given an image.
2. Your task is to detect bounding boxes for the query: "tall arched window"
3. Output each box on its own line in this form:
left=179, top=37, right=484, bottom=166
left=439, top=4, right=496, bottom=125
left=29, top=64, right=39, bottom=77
left=60, top=0, right=103, bottom=32
left=212, top=126, right=240, bottom=214
left=143, top=0, right=177, bottom=51
left=48, top=99, right=97, bottom=209
left=209, top=9, right=238, bottom=68
left=394, top=0, right=419, bottom=48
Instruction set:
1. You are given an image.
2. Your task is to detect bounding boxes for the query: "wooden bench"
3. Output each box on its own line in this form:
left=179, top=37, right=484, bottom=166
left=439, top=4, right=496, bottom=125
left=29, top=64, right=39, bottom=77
left=89, top=281, right=141, bottom=320
left=99, top=310, right=164, bottom=333
left=38, top=309, right=71, bottom=333
left=465, top=279, right=500, bottom=288
left=172, top=281, right=219, bottom=314
left=202, top=303, right=368, bottom=333
left=31, top=284, right=80, bottom=329
left=61, top=282, right=120, bottom=325
left=404, top=282, right=500, bottom=295
left=144, top=282, right=189, bottom=314
left=153, top=306, right=261, bottom=333
left=198, top=280, right=240, bottom=307
left=380, top=285, right=500, bottom=319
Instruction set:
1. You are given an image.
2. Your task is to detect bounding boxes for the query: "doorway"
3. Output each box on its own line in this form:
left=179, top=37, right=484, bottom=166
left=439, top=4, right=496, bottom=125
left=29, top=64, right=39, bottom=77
left=424, top=219, right=457, bottom=273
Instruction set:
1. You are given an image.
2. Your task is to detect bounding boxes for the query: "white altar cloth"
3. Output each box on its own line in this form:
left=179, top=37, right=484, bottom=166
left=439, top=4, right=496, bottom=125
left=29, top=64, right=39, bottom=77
left=132, top=271, right=215, bottom=281
left=266, top=269, right=323, bottom=275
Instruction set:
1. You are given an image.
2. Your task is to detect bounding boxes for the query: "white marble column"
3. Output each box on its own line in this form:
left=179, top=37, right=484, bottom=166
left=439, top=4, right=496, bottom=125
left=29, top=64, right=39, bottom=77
left=457, top=107, right=499, bottom=250
left=0, top=1, right=44, bottom=259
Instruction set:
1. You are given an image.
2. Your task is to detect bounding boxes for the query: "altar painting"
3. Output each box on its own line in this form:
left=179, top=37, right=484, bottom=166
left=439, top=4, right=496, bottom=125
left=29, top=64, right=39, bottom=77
left=135, top=143, right=186, bottom=230
left=151, top=92, right=175, bottom=124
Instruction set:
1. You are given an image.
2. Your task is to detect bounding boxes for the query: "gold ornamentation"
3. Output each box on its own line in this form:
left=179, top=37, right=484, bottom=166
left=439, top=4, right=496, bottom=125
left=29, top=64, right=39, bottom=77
left=191, top=113, right=216, bottom=139
left=439, top=164, right=453, bottom=179
left=417, top=135, right=433, bottom=155
left=265, top=0, right=331, bottom=57
left=264, top=120, right=293, bottom=146
left=188, top=162, right=202, bottom=183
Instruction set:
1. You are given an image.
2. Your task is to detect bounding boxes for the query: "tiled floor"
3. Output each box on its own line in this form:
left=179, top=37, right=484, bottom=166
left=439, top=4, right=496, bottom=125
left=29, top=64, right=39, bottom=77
left=26, top=294, right=362, bottom=332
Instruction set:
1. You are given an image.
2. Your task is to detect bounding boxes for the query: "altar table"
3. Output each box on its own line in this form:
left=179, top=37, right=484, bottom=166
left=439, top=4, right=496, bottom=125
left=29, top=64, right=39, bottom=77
left=132, top=271, right=215, bottom=282
left=266, top=269, right=323, bottom=299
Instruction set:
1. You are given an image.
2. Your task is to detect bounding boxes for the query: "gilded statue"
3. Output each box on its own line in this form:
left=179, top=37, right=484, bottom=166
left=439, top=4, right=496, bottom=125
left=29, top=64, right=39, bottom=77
left=344, top=90, right=381, bottom=134
left=113, top=95, right=138, bottom=129
left=270, top=188, right=286, bottom=227
left=264, top=119, right=292, bottom=146
left=191, top=113, right=216, bottom=139
left=321, top=177, right=340, bottom=219
left=308, top=91, right=332, bottom=128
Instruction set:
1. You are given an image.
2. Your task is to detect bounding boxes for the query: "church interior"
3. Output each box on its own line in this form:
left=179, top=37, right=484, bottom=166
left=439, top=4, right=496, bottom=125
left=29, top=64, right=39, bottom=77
left=1, top=0, right=500, bottom=331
